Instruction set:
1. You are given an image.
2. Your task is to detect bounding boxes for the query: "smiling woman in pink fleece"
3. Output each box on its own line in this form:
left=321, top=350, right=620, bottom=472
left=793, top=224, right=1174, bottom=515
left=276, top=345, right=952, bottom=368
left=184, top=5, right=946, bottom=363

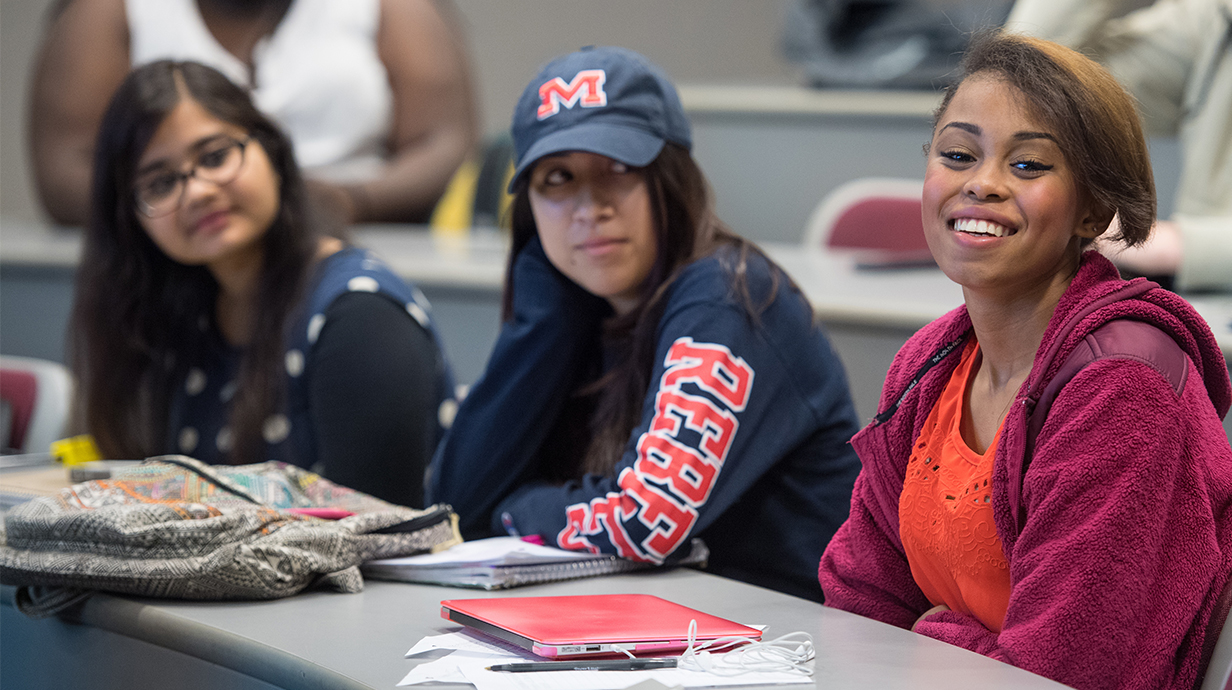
left=818, top=30, right=1232, bottom=690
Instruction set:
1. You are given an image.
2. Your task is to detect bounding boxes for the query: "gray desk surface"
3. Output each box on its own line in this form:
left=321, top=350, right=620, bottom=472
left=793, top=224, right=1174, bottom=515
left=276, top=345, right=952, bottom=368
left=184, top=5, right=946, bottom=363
left=1, top=569, right=1067, bottom=689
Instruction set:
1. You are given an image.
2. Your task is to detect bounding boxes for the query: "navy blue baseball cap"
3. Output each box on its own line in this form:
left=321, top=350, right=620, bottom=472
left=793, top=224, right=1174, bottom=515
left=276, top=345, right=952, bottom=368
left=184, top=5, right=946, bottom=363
left=509, top=46, right=692, bottom=192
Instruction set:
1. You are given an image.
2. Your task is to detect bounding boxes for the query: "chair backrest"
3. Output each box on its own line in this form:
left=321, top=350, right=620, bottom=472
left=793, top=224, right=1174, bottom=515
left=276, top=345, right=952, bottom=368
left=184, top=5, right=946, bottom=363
left=429, top=134, right=514, bottom=234
left=802, top=177, right=927, bottom=253
left=0, top=356, right=73, bottom=454
left=1200, top=573, right=1232, bottom=690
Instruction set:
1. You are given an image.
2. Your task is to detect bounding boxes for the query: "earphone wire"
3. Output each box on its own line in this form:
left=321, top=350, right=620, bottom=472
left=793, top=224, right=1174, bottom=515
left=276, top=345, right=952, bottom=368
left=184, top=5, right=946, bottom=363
left=675, top=619, right=815, bottom=676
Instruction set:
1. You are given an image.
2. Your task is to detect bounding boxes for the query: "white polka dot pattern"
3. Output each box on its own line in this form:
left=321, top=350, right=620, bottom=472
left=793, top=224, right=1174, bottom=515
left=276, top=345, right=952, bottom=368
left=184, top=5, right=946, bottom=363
left=307, top=313, right=327, bottom=344
left=347, top=276, right=380, bottom=293
left=406, top=302, right=430, bottom=328
left=216, top=427, right=233, bottom=452
left=178, top=427, right=199, bottom=453
left=411, top=286, right=432, bottom=310
left=219, top=380, right=237, bottom=403
left=263, top=414, right=291, bottom=443
left=285, top=349, right=305, bottom=377
left=438, top=398, right=459, bottom=429
left=185, top=368, right=207, bottom=396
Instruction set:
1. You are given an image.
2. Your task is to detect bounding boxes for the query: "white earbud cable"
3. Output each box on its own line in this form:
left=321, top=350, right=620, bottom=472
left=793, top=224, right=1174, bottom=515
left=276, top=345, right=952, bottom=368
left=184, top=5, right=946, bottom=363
left=676, top=619, right=814, bottom=676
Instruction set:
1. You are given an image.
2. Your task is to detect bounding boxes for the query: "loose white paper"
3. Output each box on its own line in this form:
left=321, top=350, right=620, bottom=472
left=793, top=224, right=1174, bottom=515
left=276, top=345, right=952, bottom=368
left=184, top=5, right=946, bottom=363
left=377, top=536, right=594, bottom=568
left=398, top=626, right=811, bottom=690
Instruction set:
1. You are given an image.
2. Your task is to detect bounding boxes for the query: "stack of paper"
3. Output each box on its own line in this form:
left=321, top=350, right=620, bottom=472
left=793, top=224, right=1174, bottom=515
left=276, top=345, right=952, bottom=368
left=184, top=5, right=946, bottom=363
left=399, top=627, right=813, bottom=690
left=364, top=536, right=708, bottom=590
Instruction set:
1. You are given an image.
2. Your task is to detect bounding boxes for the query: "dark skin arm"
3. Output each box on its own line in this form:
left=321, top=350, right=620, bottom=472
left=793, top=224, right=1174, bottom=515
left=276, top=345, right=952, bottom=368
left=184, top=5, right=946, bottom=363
left=28, top=0, right=131, bottom=226
left=29, top=0, right=476, bottom=226
left=324, top=0, right=478, bottom=224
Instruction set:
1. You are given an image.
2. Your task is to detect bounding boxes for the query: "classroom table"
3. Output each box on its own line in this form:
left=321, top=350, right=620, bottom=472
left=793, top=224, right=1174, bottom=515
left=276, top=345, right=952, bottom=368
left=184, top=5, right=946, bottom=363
left=0, top=568, right=1068, bottom=690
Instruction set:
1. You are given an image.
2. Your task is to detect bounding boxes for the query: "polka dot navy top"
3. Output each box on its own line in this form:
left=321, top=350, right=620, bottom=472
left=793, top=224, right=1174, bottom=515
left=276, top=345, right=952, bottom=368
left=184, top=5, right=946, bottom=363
left=165, top=246, right=455, bottom=470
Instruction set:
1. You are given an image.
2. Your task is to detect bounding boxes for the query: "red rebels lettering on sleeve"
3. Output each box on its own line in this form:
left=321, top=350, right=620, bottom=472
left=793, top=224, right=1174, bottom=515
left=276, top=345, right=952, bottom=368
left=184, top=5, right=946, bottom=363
left=556, top=337, right=755, bottom=562
left=636, top=432, right=718, bottom=506
left=662, top=338, right=754, bottom=411
left=559, top=491, right=642, bottom=559
left=651, top=389, right=739, bottom=463
left=619, top=469, right=699, bottom=560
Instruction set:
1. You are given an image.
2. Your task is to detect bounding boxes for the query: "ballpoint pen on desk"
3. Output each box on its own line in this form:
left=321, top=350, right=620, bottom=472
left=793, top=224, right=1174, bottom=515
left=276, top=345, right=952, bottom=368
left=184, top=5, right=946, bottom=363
left=487, top=658, right=679, bottom=672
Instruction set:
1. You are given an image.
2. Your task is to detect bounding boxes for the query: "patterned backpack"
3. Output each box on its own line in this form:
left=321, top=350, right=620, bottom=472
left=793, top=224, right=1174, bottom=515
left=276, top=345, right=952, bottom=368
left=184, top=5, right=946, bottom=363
left=0, top=455, right=461, bottom=616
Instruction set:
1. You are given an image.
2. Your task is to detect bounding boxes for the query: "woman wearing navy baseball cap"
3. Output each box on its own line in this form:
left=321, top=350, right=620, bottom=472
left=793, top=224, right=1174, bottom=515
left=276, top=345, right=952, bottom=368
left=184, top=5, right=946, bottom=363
left=428, top=46, right=862, bottom=601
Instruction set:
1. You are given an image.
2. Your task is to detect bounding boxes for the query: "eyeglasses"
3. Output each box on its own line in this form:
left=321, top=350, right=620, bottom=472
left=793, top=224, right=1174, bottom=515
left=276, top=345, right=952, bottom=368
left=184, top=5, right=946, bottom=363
left=133, top=136, right=251, bottom=218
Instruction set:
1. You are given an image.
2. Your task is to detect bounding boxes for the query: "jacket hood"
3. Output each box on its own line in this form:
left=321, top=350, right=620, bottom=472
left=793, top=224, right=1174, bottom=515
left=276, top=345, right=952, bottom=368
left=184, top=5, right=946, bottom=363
left=1028, top=251, right=1230, bottom=419
left=993, top=251, right=1231, bottom=547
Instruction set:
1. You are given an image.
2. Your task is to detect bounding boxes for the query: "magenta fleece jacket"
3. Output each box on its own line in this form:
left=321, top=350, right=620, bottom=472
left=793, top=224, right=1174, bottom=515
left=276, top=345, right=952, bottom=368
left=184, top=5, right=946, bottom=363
left=818, top=252, right=1232, bottom=690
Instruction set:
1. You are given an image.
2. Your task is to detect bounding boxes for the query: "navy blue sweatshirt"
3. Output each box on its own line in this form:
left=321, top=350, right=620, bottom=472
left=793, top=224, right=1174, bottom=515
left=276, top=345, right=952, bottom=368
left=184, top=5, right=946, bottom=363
left=428, top=237, right=861, bottom=601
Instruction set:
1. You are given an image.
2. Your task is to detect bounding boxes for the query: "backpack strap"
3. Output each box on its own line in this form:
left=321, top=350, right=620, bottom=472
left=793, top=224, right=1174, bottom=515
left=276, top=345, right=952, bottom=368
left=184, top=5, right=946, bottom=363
left=1011, top=319, right=1189, bottom=530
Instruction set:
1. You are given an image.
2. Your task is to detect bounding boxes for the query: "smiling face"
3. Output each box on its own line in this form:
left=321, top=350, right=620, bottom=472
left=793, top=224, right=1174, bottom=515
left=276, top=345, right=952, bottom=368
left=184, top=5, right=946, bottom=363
left=923, top=74, right=1106, bottom=300
left=529, top=151, right=658, bottom=314
left=134, top=97, right=280, bottom=274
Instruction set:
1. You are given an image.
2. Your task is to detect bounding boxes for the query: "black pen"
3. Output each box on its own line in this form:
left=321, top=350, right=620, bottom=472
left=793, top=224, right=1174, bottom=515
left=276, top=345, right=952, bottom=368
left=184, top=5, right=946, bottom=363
left=487, top=658, right=678, bottom=672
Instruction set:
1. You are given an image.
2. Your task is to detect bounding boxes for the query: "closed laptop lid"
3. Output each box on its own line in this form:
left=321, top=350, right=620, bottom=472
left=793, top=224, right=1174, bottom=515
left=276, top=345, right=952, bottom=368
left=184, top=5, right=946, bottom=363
left=440, top=594, right=761, bottom=658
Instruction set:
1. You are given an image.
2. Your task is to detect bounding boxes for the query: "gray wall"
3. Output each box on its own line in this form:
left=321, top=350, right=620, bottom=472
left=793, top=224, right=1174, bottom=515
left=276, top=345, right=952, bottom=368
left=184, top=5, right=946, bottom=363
left=0, top=0, right=56, bottom=224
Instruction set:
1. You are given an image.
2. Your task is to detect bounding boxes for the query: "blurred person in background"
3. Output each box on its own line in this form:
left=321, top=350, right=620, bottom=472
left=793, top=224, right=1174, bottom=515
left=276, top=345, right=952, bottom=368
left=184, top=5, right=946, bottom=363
left=30, top=0, right=477, bottom=227
left=1008, top=0, right=1232, bottom=292
left=782, top=0, right=1014, bottom=89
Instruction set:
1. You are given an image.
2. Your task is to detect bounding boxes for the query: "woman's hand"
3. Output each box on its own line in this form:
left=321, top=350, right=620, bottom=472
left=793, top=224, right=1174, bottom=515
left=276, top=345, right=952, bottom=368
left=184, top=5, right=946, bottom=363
left=911, top=604, right=951, bottom=631
left=359, top=0, right=477, bottom=223
left=304, top=179, right=360, bottom=229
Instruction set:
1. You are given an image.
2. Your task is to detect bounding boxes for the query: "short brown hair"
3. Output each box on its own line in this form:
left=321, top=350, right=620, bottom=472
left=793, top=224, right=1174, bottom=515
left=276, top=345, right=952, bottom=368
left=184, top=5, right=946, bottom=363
left=934, top=30, right=1155, bottom=246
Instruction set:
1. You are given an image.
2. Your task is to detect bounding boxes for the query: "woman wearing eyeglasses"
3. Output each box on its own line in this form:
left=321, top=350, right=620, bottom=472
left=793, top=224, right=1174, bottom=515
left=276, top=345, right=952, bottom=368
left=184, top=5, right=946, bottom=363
left=70, top=60, right=455, bottom=507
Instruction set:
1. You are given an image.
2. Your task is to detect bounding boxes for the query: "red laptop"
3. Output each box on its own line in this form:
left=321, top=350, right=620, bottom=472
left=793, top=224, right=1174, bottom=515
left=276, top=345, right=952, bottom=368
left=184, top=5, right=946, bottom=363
left=440, top=593, right=761, bottom=659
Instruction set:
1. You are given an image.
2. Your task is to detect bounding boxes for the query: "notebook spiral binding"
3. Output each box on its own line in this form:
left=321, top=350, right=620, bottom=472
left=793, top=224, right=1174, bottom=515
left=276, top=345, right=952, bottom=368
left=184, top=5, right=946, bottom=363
left=364, top=538, right=710, bottom=590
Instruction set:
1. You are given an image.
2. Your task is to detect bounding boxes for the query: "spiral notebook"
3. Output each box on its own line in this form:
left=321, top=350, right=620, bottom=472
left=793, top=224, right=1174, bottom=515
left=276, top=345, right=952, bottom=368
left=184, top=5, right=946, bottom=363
left=362, top=536, right=708, bottom=590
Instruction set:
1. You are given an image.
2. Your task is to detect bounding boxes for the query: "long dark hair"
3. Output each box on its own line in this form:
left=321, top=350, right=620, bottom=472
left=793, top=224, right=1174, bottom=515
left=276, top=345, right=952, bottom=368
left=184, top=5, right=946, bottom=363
left=504, top=144, right=788, bottom=477
left=72, top=60, right=321, bottom=463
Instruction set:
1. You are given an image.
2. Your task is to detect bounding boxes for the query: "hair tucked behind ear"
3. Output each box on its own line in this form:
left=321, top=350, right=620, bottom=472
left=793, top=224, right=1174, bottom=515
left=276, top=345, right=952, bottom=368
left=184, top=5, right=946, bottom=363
left=72, top=60, right=322, bottom=463
left=504, top=144, right=793, bottom=478
left=934, top=30, right=1156, bottom=246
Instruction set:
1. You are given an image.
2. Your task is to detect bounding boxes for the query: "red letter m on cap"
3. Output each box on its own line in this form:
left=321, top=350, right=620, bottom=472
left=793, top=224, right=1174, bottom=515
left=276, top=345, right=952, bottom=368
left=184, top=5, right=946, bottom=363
left=538, top=69, right=607, bottom=120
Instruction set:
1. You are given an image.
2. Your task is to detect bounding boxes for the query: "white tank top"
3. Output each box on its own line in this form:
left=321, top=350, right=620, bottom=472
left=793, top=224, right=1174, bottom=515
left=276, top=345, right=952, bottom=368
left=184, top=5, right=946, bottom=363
left=126, top=0, right=392, bottom=183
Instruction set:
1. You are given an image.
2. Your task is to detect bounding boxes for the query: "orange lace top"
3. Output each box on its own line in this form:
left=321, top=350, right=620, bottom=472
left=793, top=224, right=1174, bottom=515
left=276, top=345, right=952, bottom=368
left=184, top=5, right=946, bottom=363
left=899, top=340, right=1011, bottom=632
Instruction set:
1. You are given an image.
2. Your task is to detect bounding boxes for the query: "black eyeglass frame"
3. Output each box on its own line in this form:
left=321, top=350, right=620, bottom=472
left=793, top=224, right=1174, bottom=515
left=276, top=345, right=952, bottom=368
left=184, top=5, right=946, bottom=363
left=133, top=135, right=253, bottom=219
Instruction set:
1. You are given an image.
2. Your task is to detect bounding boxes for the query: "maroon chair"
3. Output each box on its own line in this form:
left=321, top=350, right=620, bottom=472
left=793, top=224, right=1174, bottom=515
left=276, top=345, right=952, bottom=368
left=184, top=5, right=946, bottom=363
left=803, top=178, right=932, bottom=265
left=0, top=356, right=73, bottom=454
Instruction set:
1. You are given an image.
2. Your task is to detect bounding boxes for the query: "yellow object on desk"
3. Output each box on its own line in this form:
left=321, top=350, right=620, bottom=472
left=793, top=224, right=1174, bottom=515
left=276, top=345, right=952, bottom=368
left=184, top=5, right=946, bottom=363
left=50, top=435, right=101, bottom=466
